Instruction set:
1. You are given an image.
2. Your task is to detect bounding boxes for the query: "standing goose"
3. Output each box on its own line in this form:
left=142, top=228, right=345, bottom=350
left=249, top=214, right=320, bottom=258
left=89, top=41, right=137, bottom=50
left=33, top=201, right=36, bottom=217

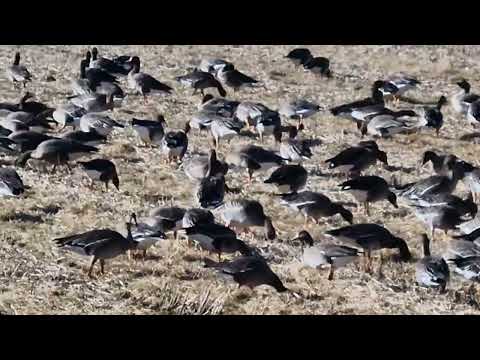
left=264, top=164, right=308, bottom=194
left=149, top=206, right=186, bottom=239
left=303, top=56, right=331, bottom=77
left=161, top=122, right=190, bottom=163
left=182, top=208, right=215, bottom=228
left=292, top=230, right=360, bottom=280
left=325, top=140, right=388, bottom=178
left=279, top=99, right=321, bottom=129
left=182, top=149, right=228, bottom=182
left=216, top=63, right=260, bottom=92
left=204, top=253, right=288, bottom=292
left=218, top=199, right=276, bottom=240
left=60, top=130, right=107, bottom=147
left=84, top=51, right=119, bottom=85
left=209, top=116, right=244, bottom=150
left=421, top=96, right=447, bottom=136
left=0, top=167, right=25, bottom=197
left=78, top=159, right=119, bottom=191
left=285, top=48, right=313, bottom=66
left=325, top=223, right=412, bottom=272
left=79, top=113, right=124, bottom=136
left=71, top=60, right=94, bottom=96
left=53, top=214, right=137, bottom=278
left=176, top=69, right=227, bottom=97
left=196, top=174, right=227, bottom=209
left=15, top=139, right=98, bottom=173
left=451, top=79, right=480, bottom=115
left=125, top=214, right=167, bottom=258
left=279, top=125, right=313, bottom=163
left=255, top=111, right=282, bottom=143
left=339, top=175, right=398, bottom=216
left=420, top=150, right=458, bottom=176
left=127, top=56, right=173, bottom=102
left=131, top=114, right=166, bottom=146
left=416, top=234, right=449, bottom=291
left=279, top=191, right=353, bottom=226
left=7, top=130, right=54, bottom=153
left=6, top=52, right=32, bottom=88
left=53, top=103, right=87, bottom=130
left=89, top=47, right=129, bottom=76
left=235, top=101, right=273, bottom=130
left=411, top=203, right=465, bottom=241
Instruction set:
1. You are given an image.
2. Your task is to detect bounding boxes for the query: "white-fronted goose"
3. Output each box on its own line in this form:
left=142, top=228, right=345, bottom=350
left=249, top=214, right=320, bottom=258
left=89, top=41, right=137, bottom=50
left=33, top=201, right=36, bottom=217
left=161, top=122, right=190, bottom=163
left=411, top=192, right=477, bottom=218
left=198, top=58, right=232, bottom=75
left=78, top=159, right=119, bottom=191
left=421, top=96, right=447, bottom=136
left=0, top=167, right=25, bottom=197
left=219, top=199, right=276, bottom=240
left=459, top=161, right=480, bottom=203
left=5, top=110, right=56, bottom=133
left=198, top=94, right=239, bottom=117
left=196, top=174, right=226, bottom=209
left=84, top=51, right=119, bottom=85
left=264, top=164, right=308, bottom=194
left=0, top=118, right=29, bottom=133
left=60, top=130, right=107, bottom=147
left=415, top=234, right=449, bottom=291
left=445, top=237, right=480, bottom=263
left=325, top=223, right=412, bottom=272
left=149, top=206, right=186, bottom=238
left=131, top=114, right=166, bottom=146
left=339, top=175, right=398, bottom=215
left=126, top=213, right=167, bottom=258
left=421, top=150, right=458, bottom=176
left=6, top=52, right=32, bottom=88
left=279, top=125, right=312, bottom=163
left=451, top=79, right=480, bottom=115
left=278, top=99, right=321, bottom=128
left=449, top=256, right=480, bottom=281
left=89, top=47, right=129, bottom=76
left=69, top=93, right=115, bottom=113
left=279, top=191, right=353, bottom=226
left=235, top=101, right=273, bottom=129
left=182, top=208, right=215, bottom=228
left=411, top=204, right=464, bottom=241
left=53, top=103, right=86, bottom=129
left=79, top=113, right=124, bottom=136
left=71, top=60, right=94, bottom=96
left=53, top=214, right=137, bottom=278
left=182, top=149, right=228, bottom=182
left=292, top=230, right=360, bottom=280
left=285, top=48, right=313, bottom=67
left=216, top=63, right=260, bottom=92
left=303, top=57, right=331, bottom=77
left=360, top=110, right=423, bottom=138
left=210, top=116, right=244, bottom=150
left=7, top=130, right=54, bottom=152
left=255, top=111, right=281, bottom=143
left=127, top=56, right=173, bottom=102
left=176, top=69, right=227, bottom=97
left=385, top=73, right=420, bottom=97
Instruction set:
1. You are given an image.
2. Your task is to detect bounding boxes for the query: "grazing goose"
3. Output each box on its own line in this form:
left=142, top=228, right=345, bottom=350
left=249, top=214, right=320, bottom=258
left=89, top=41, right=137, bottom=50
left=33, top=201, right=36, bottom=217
left=292, top=230, right=360, bottom=280
left=196, top=174, right=227, bottom=209
left=421, top=150, right=458, bottom=176
left=78, top=159, right=119, bottom=191
left=204, top=253, right=288, bottom=292
left=325, top=223, right=412, bottom=272
left=125, top=214, right=167, bottom=258
left=182, top=222, right=250, bottom=260
left=198, top=94, right=239, bottom=117
left=279, top=191, right=353, bottom=226
left=176, top=69, right=227, bottom=97
left=339, top=175, right=398, bottom=216
left=303, top=57, right=331, bottom=77
left=53, top=214, right=137, bottom=278
left=255, top=111, right=281, bottom=143
left=325, top=140, right=388, bottom=177
left=131, top=114, right=166, bottom=146
left=216, top=63, right=259, bottom=92
left=53, top=103, right=87, bottom=129
left=89, top=47, right=129, bottom=76
left=7, top=130, right=54, bottom=153
left=198, top=58, right=232, bottom=75
left=149, top=206, right=186, bottom=239
left=69, top=93, right=115, bottom=113
left=278, top=99, right=321, bottom=128
left=467, top=100, right=480, bottom=126
left=330, top=81, right=385, bottom=121
left=451, top=79, right=480, bottom=115
left=412, top=203, right=465, bottom=241
left=235, top=101, right=273, bottom=129
left=71, top=60, right=94, bottom=96
left=182, top=208, right=215, bottom=228
left=218, top=199, right=276, bottom=240
left=161, top=122, right=190, bottom=163
left=421, top=96, right=447, bottom=136
left=127, top=56, right=173, bottom=101
left=264, top=164, right=308, bottom=194
left=279, top=125, right=313, bottom=163
left=79, top=113, right=124, bottom=136
left=60, top=130, right=107, bottom=147
left=285, top=48, right=313, bottom=66
left=0, top=167, right=25, bottom=197
left=6, top=52, right=32, bottom=88
left=15, top=139, right=98, bottom=173
left=360, top=110, right=422, bottom=138
left=13, top=92, right=53, bottom=116
left=210, top=116, right=244, bottom=150
left=225, top=144, right=285, bottom=181
left=416, top=234, right=449, bottom=291
left=182, top=149, right=228, bottom=182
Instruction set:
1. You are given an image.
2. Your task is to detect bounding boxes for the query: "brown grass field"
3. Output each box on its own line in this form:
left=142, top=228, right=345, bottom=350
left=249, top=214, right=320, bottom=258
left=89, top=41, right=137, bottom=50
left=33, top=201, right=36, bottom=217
left=1, top=45, right=480, bottom=314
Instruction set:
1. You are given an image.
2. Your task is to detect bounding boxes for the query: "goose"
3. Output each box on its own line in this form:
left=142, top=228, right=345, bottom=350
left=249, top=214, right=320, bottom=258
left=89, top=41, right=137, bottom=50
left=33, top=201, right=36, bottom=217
left=6, top=52, right=32, bottom=88
left=421, top=96, right=447, bottom=136
left=204, top=252, right=288, bottom=292
left=15, top=139, right=98, bottom=173
left=410, top=192, right=477, bottom=218
left=210, top=116, right=244, bottom=150
left=190, top=111, right=226, bottom=134
left=459, top=161, right=480, bottom=203
left=216, top=63, right=260, bottom=92
left=225, top=144, right=285, bottom=181
left=84, top=51, right=119, bottom=85
left=69, top=93, right=116, bottom=113
left=79, top=113, right=124, bottom=136
left=131, top=114, right=166, bottom=146
left=176, top=69, right=227, bottom=97
left=325, top=140, right=388, bottom=177
left=111, top=54, right=137, bottom=75
left=11, top=92, right=53, bottom=116
left=53, top=103, right=86, bottom=130
left=71, top=60, right=94, bottom=96
left=160, top=122, right=190, bottom=163
left=279, top=191, right=353, bottom=226
left=339, top=175, right=398, bottom=216
left=6, top=110, right=56, bottom=133
left=325, top=223, right=412, bottom=272
left=198, top=58, right=232, bottom=75
left=416, top=234, right=449, bottom=291
left=92, top=80, right=125, bottom=103
left=255, top=111, right=281, bottom=143
left=0, top=92, right=34, bottom=112
left=384, top=73, right=421, bottom=98
left=303, top=57, right=331, bottom=77
left=78, top=159, right=119, bottom=191
left=445, top=232, right=480, bottom=263
left=330, top=81, right=385, bottom=121
left=182, top=149, right=228, bottom=182
left=449, top=256, right=480, bottom=281
left=285, top=48, right=313, bottom=66
left=149, top=206, right=186, bottom=239
left=124, top=214, right=167, bottom=258
left=7, top=130, right=55, bottom=153
left=198, top=94, right=239, bottom=117
left=278, top=99, right=321, bottom=128
left=420, top=150, right=458, bottom=176
left=60, top=130, right=107, bottom=147
left=360, top=110, right=423, bottom=138
left=377, top=80, right=400, bottom=98
left=292, top=230, right=360, bottom=280
left=53, top=214, right=137, bottom=278
left=0, top=167, right=25, bottom=197
left=467, top=100, right=480, bottom=126
left=196, top=174, right=227, bottom=209
left=279, top=125, right=313, bottom=163
left=182, top=222, right=251, bottom=260
left=89, top=47, right=129, bottom=76
left=411, top=204, right=465, bottom=241
left=452, top=228, right=480, bottom=244
left=451, top=79, right=480, bottom=115
left=0, top=118, right=29, bottom=133
left=264, top=164, right=308, bottom=194
left=235, top=101, right=273, bottom=129
left=182, top=208, right=215, bottom=228
left=218, top=199, right=276, bottom=240
left=127, top=56, right=173, bottom=102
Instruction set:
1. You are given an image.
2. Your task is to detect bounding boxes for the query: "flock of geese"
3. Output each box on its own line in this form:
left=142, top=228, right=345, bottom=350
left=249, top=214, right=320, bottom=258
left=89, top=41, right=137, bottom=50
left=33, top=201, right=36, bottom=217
left=2, top=46, right=480, bottom=299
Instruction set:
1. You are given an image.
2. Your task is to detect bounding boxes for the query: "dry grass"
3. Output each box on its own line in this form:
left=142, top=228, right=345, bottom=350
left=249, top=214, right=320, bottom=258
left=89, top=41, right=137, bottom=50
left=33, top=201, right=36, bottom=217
left=1, top=45, right=480, bottom=314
